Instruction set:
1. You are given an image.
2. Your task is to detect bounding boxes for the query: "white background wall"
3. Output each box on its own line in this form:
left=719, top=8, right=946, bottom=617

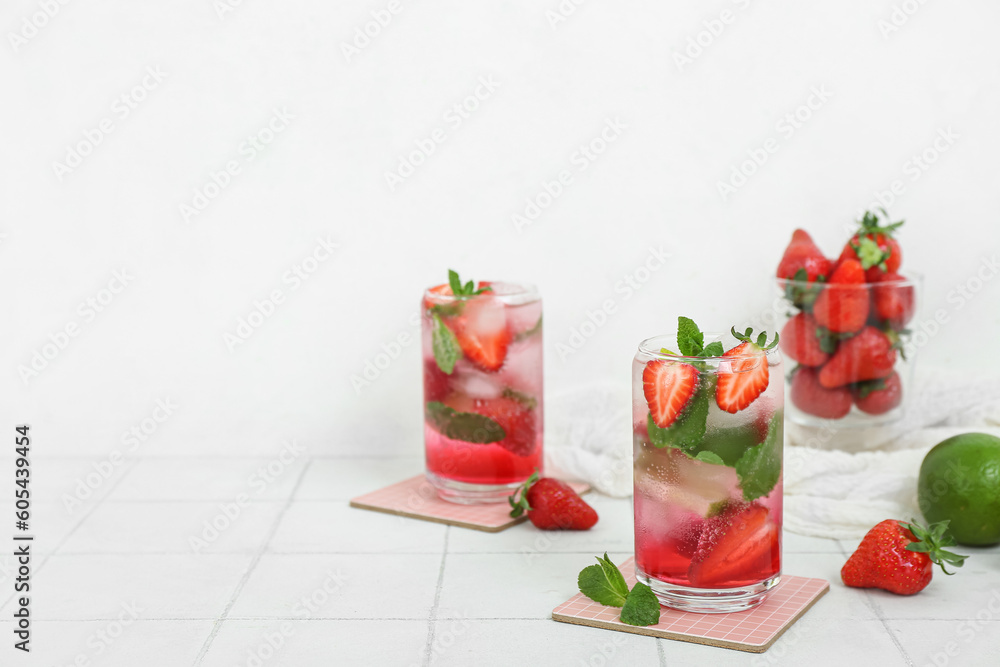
left=2, top=0, right=999, bottom=459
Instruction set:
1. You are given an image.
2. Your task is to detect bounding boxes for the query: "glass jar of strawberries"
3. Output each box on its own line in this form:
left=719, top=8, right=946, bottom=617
left=775, top=210, right=921, bottom=431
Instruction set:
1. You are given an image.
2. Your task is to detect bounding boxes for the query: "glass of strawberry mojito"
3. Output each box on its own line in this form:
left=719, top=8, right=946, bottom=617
left=422, top=271, right=543, bottom=503
left=633, top=319, right=783, bottom=613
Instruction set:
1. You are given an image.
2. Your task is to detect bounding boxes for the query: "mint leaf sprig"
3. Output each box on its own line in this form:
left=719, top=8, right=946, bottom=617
left=431, top=313, right=462, bottom=374
left=448, top=269, right=492, bottom=297
left=578, top=554, right=661, bottom=627
left=425, top=401, right=505, bottom=443
left=663, top=317, right=724, bottom=359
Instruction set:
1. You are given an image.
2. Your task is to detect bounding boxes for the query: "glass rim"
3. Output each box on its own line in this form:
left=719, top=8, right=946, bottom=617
left=636, top=333, right=779, bottom=362
left=776, top=269, right=923, bottom=289
left=423, top=281, right=540, bottom=303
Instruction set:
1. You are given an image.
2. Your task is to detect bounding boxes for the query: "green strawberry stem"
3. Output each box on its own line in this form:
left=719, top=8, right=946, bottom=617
left=902, top=519, right=968, bottom=575
left=858, top=208, right=904, bottom=238
left=731, top=326, right=779, bottom=351
left=508, top=470, right=540, bottom=517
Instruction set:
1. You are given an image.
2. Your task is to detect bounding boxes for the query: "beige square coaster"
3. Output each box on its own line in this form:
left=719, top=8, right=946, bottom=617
left=552, top=557, right=829, bottom=653
left=350, top=474, right=591, bottom=532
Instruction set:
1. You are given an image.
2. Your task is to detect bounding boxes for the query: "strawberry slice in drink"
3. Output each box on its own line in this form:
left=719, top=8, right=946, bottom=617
left=715, top=340, right=770, bottom=414
left=450, top=296, right=511, bottom=372
left=477, top=396, right=539, bottom=457
left=423, top=358, right=453, bottom=402
left=688, top=503, right=780, bottom=587
left=643, top=360, right=698, bottom=429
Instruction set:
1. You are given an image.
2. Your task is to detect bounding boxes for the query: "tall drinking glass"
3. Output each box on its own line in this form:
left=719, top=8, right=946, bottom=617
left=422, top=280, right=543, bottom=503
left=632, top=331, right=783, bottom=612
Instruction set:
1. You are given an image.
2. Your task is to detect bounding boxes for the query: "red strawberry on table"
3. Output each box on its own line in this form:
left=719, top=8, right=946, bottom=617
left=841, top=519, right=966, bottom=595
left=509, top=472, right=598, bottom=530
left=715, top=327, right=778, bottom=414
left=790, top=366, right=852, bottom=419
left=839, top=210, right=903, bottom=276
left=776, top=229, right=833, bottom=281
left=688, top=503, right=779, bottom=587
left=852, top=371, right=903, bottom=415
left=643, top=360, right=698, bottom=428
left=812, top=258, right=870, bottom=334
left=870, top=272, right=916, bottom=329
left=818, top=326, right=896, bottom=388
left=780, top=312, right=830, bottom=367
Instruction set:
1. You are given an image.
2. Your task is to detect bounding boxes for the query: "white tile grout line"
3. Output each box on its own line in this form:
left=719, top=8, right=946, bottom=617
left=835, top=538, right=915, bottom=666
left=656, top=637, right=667, bottom=666
left=421, top=525, right=451, bottom=667
left=190, top=459, right=313, bottom=667
left=0, top=457, right=141, bottom=612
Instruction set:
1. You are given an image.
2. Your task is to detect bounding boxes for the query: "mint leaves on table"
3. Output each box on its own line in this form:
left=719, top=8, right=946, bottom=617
left=620, top=582, right=661, bottom=626
left=448, top=269, right=492, bottom=297
left=578, top=554, right=661, bottom=627
left=578, top=553, right=628, bottom=606
left=734, top=410, right=783, bottom=501
left=425, top=401, right=505, bottom=443
left=431, top=313, right=462, bottom=374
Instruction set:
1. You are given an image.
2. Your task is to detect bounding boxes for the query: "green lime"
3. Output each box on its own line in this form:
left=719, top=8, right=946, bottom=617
left=918, top=432, right=1000, bottom=546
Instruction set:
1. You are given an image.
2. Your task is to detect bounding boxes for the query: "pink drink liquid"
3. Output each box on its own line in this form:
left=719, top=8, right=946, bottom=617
left=633, top=445, right=782, bottom=588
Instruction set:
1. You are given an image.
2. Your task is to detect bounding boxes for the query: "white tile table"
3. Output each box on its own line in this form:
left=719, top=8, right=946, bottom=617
left=8, top=456, right=999, bottom=666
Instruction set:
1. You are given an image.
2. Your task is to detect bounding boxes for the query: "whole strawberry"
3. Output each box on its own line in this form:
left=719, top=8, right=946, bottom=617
left=818, top=326, right=896, bottom=388
left=776, top=229, right=833, bottom=281
left=509, top=471, right=598, bottom=530
left=841, top=519, right=966, bottom=595
left=838, top=209, right=904, bottom=276
left=870, top=272, right=916, bottom=329
left=812, top=258, right=870, bottom=334
left=852, top=372, right=903, bottom=416
left=780, top=312, right=830, bottom=367
left=790, top=366, right=852, bottom=419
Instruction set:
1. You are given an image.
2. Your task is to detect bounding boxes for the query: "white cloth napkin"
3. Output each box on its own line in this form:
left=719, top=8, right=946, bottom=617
left=544, top=368, right=1000, bottom=538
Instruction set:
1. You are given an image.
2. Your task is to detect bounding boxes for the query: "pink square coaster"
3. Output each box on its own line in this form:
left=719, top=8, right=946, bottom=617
left=552, top=556, right=829, bottom=653
left=349, top=474, right=591, bottom=532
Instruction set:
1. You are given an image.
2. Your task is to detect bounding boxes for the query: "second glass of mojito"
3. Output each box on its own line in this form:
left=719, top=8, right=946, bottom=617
left=422, top=271, right=543, bottom=503
left=633, top=318, right=783, bottom=613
